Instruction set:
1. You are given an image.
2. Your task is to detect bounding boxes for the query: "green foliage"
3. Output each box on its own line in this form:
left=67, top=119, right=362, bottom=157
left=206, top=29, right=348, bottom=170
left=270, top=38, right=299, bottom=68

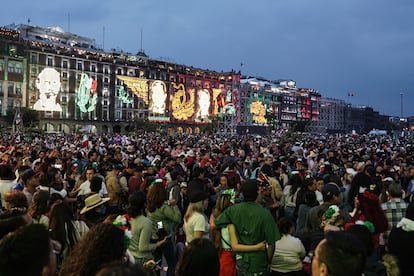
left=5, top=107, right=40, bottom=128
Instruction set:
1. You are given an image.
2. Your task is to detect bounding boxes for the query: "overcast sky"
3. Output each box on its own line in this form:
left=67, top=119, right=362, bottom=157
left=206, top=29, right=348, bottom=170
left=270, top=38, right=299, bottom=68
left=2, top=0, right=414, bottom=117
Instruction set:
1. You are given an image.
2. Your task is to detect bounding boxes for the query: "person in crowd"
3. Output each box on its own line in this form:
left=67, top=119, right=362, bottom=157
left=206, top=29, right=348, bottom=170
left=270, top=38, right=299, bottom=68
left=21, top=168, right=40, bottom=205
left=381, top=181, right=408, bottom=249
left=60, top=223, right=128, bottom=276
left=388, top=202, right=414, bottom=276
left=271, top=217, right=306, bottom=276
left=48, top=200, right=89, bottom=265
left=127, top=191, right=166, bottom=267
left=0, top=224, right=59, bottom=276
left=80, top=193, right=110, bottom=227
left=215, top=179, right=280, bottom=275
left=0, top=164, right=16, bottom=209
left=311, top=231, right=366, bottom=276
left=105, top=163, right=125, bottom=214
left=306, top=182, right=350, bottom=251
left=146, top=182, right=181, bottom=276
left=175, top=238, right=219, bottom=276
left=210, top=192, right=266, bottom=276
left=184, top=189, right=212, bottom=245
left=29, top=189, right=50, bottom=227
left=281, top=174, right=302, bottom=228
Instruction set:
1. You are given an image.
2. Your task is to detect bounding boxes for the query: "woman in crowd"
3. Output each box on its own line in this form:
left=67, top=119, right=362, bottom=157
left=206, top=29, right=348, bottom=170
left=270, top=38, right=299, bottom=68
left=60, top=223, right=127, bottom=276
left=271, top=217, right=306, bottom=276
left=146, top=182, right=181, bottom=276
left=127, top=191, right=166, bottom=267
left=183, top=190, right=210, bottom=243
left=49, top=200, right=89, bottom=265
left=176, top=238, right=219, bottom=276
left=29, top=189, right=50, bottom=227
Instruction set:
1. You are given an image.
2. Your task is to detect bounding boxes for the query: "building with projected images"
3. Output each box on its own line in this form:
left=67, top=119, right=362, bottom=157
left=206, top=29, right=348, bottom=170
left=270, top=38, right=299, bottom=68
left=1, top=23, right=395, bottom=134
left=0, top=24, right=240, bottom=134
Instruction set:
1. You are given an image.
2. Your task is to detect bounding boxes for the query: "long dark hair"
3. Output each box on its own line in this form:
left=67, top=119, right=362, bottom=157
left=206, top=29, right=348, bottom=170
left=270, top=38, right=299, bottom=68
left=127, top=192, right=146, bottom=218
left=60, top=223, right=125, bottom=276
left=49, top=201, right=77, bottom=255
left=146, top=183, right=167, bottom=212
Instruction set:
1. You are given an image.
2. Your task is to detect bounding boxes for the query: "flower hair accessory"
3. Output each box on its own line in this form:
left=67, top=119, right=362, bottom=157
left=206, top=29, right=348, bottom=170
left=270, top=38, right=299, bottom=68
left=324, top=205, right=340, bottom=221
left=113, top=214, right=132, bottom=248
left=344, top=220, right=375, bottom=233
left=362, top=190, right=378, bottom=201
left=222, top=189, right=236, bottom=204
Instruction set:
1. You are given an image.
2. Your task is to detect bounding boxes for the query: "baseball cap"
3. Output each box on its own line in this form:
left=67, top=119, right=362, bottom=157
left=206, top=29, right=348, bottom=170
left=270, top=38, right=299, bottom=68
left=322, top=182, right=345, bottom=197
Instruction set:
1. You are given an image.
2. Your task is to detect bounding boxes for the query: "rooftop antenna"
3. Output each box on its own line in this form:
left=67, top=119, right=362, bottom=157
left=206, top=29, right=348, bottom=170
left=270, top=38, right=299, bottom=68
left=140, top=27, right=144, bottom=52
left=103, top=26, right=105, bottom=50
left=68, top=13, right=70, bottom=32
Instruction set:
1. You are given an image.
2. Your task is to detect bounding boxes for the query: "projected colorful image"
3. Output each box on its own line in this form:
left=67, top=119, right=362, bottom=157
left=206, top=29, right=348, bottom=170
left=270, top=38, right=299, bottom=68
left=250, top=101, right=267, bottom=124
left=150, top=81, right=167, bottom=114
left=33, top=68, right=62, bottom=112
left=196, top=89, right=211, bottom=118
left=171, top=83, right=194, bottom=120
left=77, top=73, right=98, bottom=113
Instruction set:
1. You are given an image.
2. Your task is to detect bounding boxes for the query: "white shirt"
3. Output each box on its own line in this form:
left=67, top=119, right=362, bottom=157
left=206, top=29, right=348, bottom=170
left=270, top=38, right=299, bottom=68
left=77, top=180, right=108, bottom=197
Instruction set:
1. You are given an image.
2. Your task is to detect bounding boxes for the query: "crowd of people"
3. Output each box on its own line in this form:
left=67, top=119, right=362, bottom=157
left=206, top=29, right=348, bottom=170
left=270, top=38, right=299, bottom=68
left=0, top=130, right=414, bottom=275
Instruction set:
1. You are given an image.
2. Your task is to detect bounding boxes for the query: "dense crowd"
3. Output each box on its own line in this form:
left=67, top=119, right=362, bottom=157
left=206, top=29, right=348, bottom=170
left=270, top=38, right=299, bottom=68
left=0, top=130, right=414, bottom=276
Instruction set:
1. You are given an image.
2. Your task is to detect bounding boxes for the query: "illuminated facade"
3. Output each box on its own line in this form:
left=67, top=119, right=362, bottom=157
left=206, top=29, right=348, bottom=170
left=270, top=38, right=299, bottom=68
left=1, top=24, right=239, bottom=134
left=240, top=77, right=321, bottom=130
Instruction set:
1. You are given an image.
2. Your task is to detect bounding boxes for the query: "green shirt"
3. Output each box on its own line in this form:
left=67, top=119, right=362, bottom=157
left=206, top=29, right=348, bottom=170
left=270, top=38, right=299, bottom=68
left=215, top=201, right=280, bottom=273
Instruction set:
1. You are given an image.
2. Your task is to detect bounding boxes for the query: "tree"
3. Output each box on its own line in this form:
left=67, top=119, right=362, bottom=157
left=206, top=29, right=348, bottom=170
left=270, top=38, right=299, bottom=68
left=5, top=107, right=40, bottom=128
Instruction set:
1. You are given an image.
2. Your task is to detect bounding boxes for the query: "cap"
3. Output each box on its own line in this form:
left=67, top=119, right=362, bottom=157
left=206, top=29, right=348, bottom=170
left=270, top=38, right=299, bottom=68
left=21, top=169, right=39, bottom=183
left=322, top=182, right=345, bottom=197
left=189, top=190, right=208, bottom=203
left=180, top=182, right=188, bottom=188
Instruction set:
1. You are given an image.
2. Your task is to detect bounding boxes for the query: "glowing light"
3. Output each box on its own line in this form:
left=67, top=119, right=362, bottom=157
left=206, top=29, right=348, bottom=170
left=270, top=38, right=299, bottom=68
left=212, top=88, right=222, bottom=115
left=77, top=73, right=98, bottom=113
left=33, top=68, right=62, bottom=112
left=250, top=101, right=267, bottom=124
left=116, top=76, right=149, bottom=104
left=171, top=83, right=194, bottom=120
left=118, top=86, right=133, bottom=104
left=196, top=89, right=210, bottom=118
left=150, top=81, right=167, bottom=114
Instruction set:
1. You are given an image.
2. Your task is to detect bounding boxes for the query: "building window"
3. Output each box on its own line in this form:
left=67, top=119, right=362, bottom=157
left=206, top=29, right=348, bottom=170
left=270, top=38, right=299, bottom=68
left=77, top=61, right=83, bottom=71
left=115, top=99, right=121, bottom=109
left=61, top=96, right=67, bottom=103
left=103, top=65, right=110, bottom=74
left=8, top=83, right=14, bottom=95
left=31, top=66, right=37, bottom=75
left=62, top=71, right=68, bottom=78
left=0, top=81, right=3, bottom=94
left=103, top=77, right=109, bottom=84
left=47, top=56, right=54, bottom=67
left=14, top=63, right=23, bottom=74
left=8, top=63, right=15, bottom=73
left=15, top=83, right=21, bottom=95
left=91, top=63, right=96, bottom=72
left=103, top=99, right=109, bottom=106
left=115, top=111, right=121, bottom=120
left=62, top=59, right=68, bottom=68
left=103, top=109, right=108, bottom=120
left=102, top=87, right=109, bottom=97
left=31, top=53, right=38, bottom=64
left=0, top=61, right=4, bottom=71
left=117, top=68, right=123, bottom=75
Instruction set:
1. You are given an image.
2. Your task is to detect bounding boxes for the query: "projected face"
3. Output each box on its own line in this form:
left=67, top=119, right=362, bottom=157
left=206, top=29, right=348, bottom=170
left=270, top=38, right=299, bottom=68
left=33, top=68, right=62, bottom=111
left=150, top=81, right=167, bottom=114
left=197, top=89, right=210, bottom=118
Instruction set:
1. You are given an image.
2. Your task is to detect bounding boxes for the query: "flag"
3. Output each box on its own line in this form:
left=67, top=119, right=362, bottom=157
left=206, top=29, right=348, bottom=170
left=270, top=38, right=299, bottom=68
left=13, top=108, right=23, bottom=133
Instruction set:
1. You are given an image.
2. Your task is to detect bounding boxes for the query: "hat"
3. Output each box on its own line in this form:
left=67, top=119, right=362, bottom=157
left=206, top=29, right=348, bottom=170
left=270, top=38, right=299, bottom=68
left=21, top=169, right=39, bottom=183
left=308, top=151, right=318, bottom=159
left=189, top=190, right=208, bottom=203
left=322, top=182, right=345, bottom=198
left=180, top=182, right=188, bottom=188
left=80, top=194, right=110, bottom=214
left=241, top=179, right=259, bottom=201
